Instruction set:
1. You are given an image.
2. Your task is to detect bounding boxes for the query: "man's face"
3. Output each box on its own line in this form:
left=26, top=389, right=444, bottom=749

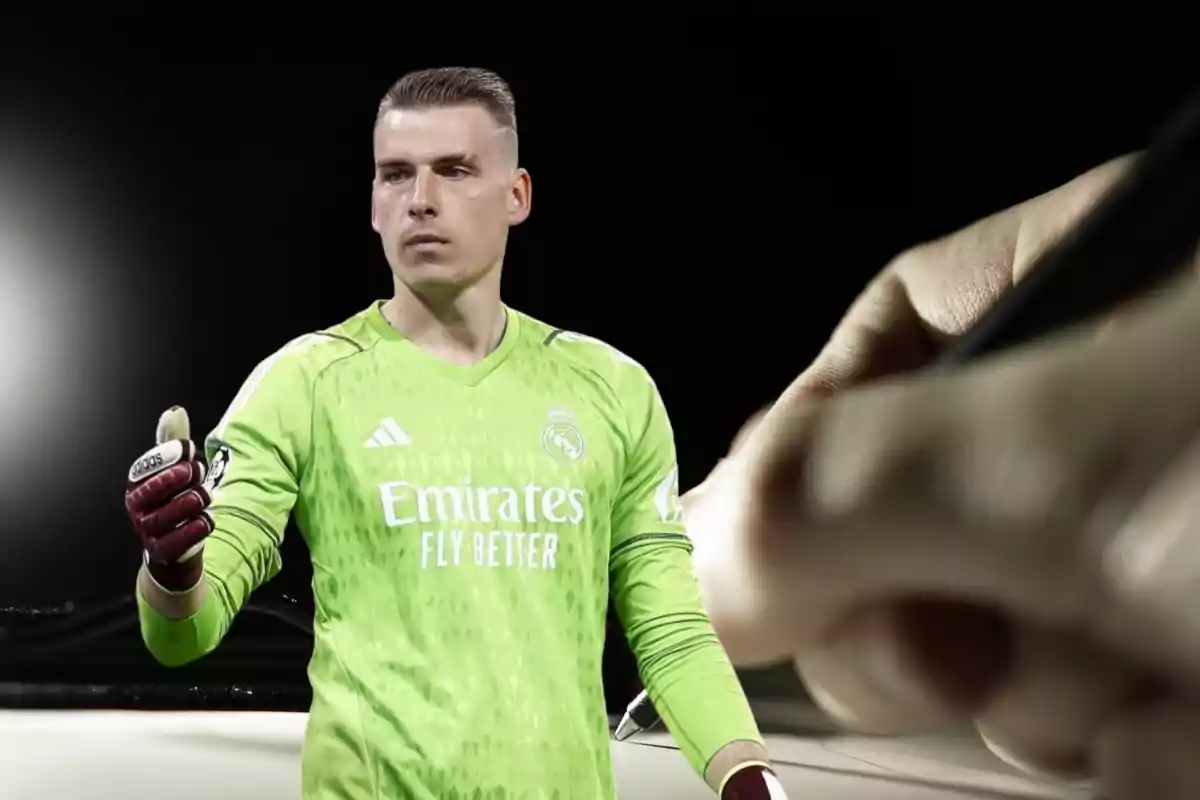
left=371, top=105, right=531, bottom=295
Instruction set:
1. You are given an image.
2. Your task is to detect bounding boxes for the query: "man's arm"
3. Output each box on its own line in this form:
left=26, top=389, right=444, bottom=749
left=137, top=340, right=314, bottom=666
left=608, top=364, right=769, bottom=794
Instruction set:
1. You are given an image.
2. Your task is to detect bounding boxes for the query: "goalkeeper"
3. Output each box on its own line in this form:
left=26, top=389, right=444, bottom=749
left=122, top=67, right=784, bottom=799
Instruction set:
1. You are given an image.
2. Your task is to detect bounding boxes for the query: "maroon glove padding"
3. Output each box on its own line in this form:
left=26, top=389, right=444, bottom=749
left=721, top=764, right=787, bottom=799
left=125, top=438, right=214, bottom=588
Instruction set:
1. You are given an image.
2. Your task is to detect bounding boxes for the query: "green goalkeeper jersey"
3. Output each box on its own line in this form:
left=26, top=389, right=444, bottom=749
left=137, top=302, right=762, bottom=799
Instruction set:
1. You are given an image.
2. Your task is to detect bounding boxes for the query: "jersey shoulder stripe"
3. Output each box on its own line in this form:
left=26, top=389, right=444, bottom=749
left=516, top=309, right=648, bottom=377
left=320, top=303, right=390, bottom=352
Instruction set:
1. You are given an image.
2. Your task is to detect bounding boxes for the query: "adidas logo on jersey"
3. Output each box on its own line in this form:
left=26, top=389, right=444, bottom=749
left=365, top=417, right=411, bottom=448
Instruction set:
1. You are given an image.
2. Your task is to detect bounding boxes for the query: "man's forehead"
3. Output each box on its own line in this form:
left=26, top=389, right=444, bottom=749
left=373, top=105, right=507, bottom=162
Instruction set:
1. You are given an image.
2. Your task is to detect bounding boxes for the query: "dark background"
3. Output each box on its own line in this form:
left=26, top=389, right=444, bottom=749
left=0, top=17, right=1196, bottom=710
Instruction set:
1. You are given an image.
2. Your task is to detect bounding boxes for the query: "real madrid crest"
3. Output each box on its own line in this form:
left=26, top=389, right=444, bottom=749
left=542, top=408, right=585, bottom=463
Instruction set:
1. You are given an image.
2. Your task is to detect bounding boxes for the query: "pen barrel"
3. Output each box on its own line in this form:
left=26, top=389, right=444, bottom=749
left=629, top=693, right=661, bottom=728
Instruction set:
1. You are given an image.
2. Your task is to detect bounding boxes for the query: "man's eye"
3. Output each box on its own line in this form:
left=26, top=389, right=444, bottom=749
left=442, top=166, right=471, bottom=178
left=381, top=170, right=409, bottom=183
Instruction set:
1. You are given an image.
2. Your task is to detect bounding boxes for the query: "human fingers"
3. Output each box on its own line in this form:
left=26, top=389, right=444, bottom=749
left=1093, top=696, right=1200, bottom=800
left=971, top=627, right=1152, bottom=778
left=738, top=277, right=1200, bottom=715
left=778, top=154, right=1137, bottom=405
left=694, top=158, right=1139, bottom=667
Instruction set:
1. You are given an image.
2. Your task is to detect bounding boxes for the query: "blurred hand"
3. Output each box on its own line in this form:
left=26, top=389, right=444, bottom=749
left=685, top=153, right=1200, bottom=798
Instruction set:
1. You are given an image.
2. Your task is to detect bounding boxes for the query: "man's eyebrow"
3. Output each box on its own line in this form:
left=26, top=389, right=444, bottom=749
left=374, top=157, right=409, bottom=170
left=375, top=152, right=479, bottom=169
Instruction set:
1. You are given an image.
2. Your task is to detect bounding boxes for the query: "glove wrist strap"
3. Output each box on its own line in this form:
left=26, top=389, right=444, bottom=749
left=142, top=549, right=204, bottom=594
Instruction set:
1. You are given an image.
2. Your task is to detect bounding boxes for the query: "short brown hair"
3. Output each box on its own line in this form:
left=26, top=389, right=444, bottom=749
left=377, top=67, right=517, bottom=134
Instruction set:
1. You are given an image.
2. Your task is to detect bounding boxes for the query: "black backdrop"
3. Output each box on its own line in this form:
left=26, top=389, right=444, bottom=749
left=0, top=17, right=1195, bottom=709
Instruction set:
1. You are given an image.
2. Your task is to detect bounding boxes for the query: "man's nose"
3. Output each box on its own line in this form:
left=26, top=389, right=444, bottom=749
left=408, top=170, right=439, bottom=219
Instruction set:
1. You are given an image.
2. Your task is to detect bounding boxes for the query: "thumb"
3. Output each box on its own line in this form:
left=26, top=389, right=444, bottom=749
left=156, top=405, right=191, bottom=445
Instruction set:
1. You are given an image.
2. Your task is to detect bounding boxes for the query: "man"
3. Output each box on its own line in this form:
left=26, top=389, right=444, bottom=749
left=686, top=153, right=1200, bottom=799
left=123, top=68, right=783, bottom=799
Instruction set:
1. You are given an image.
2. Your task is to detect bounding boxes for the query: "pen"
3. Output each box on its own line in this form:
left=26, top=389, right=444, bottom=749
left=610, top=86, right=1200, bottom=746
left=613, top=687, right=658, bottom=741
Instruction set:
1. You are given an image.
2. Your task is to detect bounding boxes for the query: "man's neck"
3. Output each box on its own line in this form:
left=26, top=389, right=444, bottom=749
left=383, top=272, right=507, bottom=366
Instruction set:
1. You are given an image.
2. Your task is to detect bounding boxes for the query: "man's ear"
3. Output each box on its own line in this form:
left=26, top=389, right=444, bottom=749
left=508, top=168, right=532, bottom=226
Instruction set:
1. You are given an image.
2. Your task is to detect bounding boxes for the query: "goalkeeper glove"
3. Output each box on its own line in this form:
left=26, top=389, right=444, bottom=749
left=720, top=763, right=788, bottom=799
left=124, top=406, right=214, bottom=590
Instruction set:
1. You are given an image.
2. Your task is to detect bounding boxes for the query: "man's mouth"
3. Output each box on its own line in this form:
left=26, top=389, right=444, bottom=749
left=405, top=233, right=450, bottom=246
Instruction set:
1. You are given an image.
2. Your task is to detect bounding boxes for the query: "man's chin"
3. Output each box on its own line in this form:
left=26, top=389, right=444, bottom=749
left=395, top=264, right=474, bottom=295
